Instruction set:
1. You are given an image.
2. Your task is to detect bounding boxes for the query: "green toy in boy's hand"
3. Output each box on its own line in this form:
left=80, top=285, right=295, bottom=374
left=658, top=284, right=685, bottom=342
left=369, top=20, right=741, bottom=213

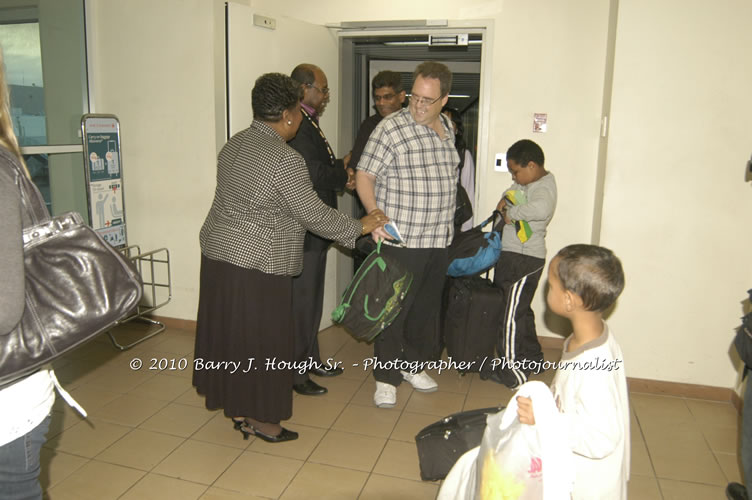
left=503, top=190, right=532, bottom=244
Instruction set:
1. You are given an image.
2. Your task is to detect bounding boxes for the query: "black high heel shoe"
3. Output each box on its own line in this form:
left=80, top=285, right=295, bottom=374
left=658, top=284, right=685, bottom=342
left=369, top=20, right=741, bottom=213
left=238, top=422, right=298, bottom=443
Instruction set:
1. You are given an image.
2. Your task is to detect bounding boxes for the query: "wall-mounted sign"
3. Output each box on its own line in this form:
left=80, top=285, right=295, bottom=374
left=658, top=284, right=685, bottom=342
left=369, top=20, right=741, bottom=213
left=81, top=114, right=127, bottom=247
left=533, top=113, right=548, bottom=133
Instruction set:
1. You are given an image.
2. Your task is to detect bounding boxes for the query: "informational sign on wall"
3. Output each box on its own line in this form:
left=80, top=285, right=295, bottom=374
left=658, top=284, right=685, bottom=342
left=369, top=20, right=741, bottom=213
left=81, top=114, right=127, bottom=247
left=533, top=113, right=548, bottom=133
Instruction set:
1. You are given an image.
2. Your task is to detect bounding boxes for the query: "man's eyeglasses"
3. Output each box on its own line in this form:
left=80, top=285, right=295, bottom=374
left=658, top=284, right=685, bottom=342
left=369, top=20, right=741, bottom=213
left=373, top=93, right=396, bottom=102
left=306, top=83, right=330, bottom=95
left=409, top=94, right=442, bottom=107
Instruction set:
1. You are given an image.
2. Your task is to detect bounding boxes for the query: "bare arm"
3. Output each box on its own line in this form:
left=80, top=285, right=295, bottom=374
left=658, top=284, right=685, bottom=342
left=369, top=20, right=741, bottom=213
left=355, top=171, right=378, bottom=213
left=356, top=170, right=390, bottom=242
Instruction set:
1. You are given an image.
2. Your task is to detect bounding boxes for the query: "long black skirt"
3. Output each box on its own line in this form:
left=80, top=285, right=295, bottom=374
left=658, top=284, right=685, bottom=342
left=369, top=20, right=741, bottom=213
left=193, top=255, right=293, bottom=423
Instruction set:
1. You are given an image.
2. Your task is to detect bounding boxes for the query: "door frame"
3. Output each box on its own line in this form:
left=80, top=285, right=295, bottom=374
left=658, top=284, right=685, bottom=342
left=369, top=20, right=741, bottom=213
left=333, top=21, right=495, bottom=294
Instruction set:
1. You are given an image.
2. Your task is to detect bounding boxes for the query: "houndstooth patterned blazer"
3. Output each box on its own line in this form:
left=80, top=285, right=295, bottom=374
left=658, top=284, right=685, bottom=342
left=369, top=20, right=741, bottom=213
left=199, top=121, right=361, bottom=276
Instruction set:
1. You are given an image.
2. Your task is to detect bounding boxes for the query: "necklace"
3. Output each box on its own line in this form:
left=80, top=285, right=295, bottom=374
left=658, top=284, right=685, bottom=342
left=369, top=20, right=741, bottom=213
left=301, top=109, right=335, bottom=164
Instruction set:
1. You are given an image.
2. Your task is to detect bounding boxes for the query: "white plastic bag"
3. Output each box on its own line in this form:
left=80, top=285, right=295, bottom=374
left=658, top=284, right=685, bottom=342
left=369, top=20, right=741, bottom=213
left=474, top=381, right=573, bottom=500
left=437, top=446, right=480, bottom=500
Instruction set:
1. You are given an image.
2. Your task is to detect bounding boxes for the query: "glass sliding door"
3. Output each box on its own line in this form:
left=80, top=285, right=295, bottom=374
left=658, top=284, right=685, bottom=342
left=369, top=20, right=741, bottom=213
left=0, top=0, right=89, bottom=217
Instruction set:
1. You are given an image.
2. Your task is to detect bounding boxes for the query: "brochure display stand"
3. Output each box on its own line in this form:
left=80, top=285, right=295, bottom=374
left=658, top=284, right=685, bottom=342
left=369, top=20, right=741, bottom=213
left=81, top=114, right=127, bottom=246
left=81, top=114, right=172, bottom=350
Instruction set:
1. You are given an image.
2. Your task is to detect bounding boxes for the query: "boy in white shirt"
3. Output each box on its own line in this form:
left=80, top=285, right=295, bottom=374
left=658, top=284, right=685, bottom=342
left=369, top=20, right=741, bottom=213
left=517, top=244, right=629, bottom=499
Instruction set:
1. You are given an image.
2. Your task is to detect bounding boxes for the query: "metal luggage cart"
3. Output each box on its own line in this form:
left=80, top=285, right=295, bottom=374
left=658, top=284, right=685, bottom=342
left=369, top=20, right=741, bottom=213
left=107, top=245, right=172, bottom=350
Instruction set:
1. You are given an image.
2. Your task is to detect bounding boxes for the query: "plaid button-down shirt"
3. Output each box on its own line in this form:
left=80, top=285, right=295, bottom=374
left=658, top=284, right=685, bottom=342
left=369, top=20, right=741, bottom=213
left=359, top=108, right=459, bottom=248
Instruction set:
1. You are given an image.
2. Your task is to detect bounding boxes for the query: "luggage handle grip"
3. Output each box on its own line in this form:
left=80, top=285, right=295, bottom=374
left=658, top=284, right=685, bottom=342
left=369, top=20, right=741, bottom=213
left=480, top=210, right=503, bottom=228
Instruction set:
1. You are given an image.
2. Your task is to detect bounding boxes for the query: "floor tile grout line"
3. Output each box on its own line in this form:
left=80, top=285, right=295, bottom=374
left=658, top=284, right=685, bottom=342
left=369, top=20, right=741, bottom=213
left=113, top=470, right=211, bottom=499
left=693, top=402, right=741, bottom=486
left=45, top=324, right=744, bottom=499
left=43, top=328, right=194, bottom=497
left=632, top=393, right=740, bottom=494
left=629, top=402, right=664, bottom=499
left=201, top=433, right=257, bottom=498
left=87, top=396, right=171, bottom=428
left=356, top=388, right=413, bottom=499
left=630, top=401, right=659, bottom=478
left=277, top=426, right=335, bottom=499
left=41, top=453, right=92, bottom=494
left=278, top=365, right=371, bottom=499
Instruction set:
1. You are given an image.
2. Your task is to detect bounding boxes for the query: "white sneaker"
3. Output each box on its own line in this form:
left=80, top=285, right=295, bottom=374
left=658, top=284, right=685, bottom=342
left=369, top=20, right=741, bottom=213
left=400, top=370, right=438, bottom=392
left=374, top=382, right=397, bottom=408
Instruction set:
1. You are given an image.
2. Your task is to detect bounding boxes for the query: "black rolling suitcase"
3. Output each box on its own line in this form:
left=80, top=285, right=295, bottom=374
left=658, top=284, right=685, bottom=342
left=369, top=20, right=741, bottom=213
left=442, top=275, right=504, bottom=373
left=415, top=405, right=504, bottom=481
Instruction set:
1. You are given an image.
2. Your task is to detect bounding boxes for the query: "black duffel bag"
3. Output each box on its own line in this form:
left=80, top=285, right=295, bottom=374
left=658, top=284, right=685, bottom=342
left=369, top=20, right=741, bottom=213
left=332, top=241, right=413, bottom=342
left=446, top=211, right=502, bottom=277
left=415, top=405, right=503, bottom=481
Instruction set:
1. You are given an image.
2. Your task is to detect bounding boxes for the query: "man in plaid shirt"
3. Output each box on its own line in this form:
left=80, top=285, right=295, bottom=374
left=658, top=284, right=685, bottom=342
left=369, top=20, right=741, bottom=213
left=356, top=62, right=459, bottom=408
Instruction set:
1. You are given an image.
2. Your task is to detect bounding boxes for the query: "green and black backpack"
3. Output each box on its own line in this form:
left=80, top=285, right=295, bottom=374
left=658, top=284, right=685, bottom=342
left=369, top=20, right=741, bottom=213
left=332, top=241, right=413, bottom=342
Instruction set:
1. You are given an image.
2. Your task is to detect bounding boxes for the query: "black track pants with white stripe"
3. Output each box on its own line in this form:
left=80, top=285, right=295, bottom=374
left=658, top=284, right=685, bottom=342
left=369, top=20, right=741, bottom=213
left=492, top=251, right=545, bottom=387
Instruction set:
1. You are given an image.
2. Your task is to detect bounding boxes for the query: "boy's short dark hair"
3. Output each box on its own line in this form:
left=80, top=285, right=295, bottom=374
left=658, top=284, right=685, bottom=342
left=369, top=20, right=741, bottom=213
left=413, top=61, right=452, bottom=97
left=507, top=139, right=545, bottom=168
left=372, top=71, right=403, bottom=93
left=555, top=244, right=625, bottom=312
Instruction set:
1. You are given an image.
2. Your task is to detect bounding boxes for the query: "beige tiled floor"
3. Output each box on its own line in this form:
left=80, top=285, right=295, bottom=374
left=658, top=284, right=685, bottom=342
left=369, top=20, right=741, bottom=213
left=40, top=324, right=741, bottom=499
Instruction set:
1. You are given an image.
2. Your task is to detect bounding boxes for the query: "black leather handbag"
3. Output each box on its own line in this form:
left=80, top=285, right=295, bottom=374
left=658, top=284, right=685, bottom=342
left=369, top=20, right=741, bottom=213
left=415, top=406, right=503, bottom=481
left=0, top=170, right=142, bottom=387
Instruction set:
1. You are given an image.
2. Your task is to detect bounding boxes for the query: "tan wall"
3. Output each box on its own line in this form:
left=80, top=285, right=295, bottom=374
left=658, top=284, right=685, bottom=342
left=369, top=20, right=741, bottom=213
left=87, top=0, right=752, bottom=388
left=243, top=0, right=613, bottom=337
left=87, top=0, right=220, bottom=324
left=601, top=0, right=752, bottom=387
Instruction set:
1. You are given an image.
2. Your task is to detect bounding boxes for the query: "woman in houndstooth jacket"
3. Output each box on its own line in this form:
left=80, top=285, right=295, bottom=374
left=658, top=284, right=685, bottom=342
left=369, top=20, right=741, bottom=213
left=193, top=73, right=385, bottom=443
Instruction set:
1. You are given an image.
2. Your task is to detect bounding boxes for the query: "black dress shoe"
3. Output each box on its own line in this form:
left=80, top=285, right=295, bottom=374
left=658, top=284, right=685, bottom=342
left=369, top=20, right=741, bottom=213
left=293, top=379, right=328, bottom=396
left=310, top=366, right=344, bottom=377
left=727, top=482, right=749, bottom=500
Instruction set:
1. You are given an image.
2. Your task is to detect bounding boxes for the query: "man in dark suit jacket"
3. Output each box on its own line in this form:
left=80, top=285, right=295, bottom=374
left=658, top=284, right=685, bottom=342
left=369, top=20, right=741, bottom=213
left=288, top=63, right=354, bottom=396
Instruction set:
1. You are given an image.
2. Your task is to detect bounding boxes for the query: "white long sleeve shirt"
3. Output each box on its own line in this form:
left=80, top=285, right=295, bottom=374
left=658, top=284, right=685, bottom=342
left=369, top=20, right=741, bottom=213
left=550, top=322, right=630, bottom=499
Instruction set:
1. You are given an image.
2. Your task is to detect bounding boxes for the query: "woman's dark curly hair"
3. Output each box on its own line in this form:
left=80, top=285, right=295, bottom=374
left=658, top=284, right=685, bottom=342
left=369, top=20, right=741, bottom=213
left=252, top=73, right=303, bottom=122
